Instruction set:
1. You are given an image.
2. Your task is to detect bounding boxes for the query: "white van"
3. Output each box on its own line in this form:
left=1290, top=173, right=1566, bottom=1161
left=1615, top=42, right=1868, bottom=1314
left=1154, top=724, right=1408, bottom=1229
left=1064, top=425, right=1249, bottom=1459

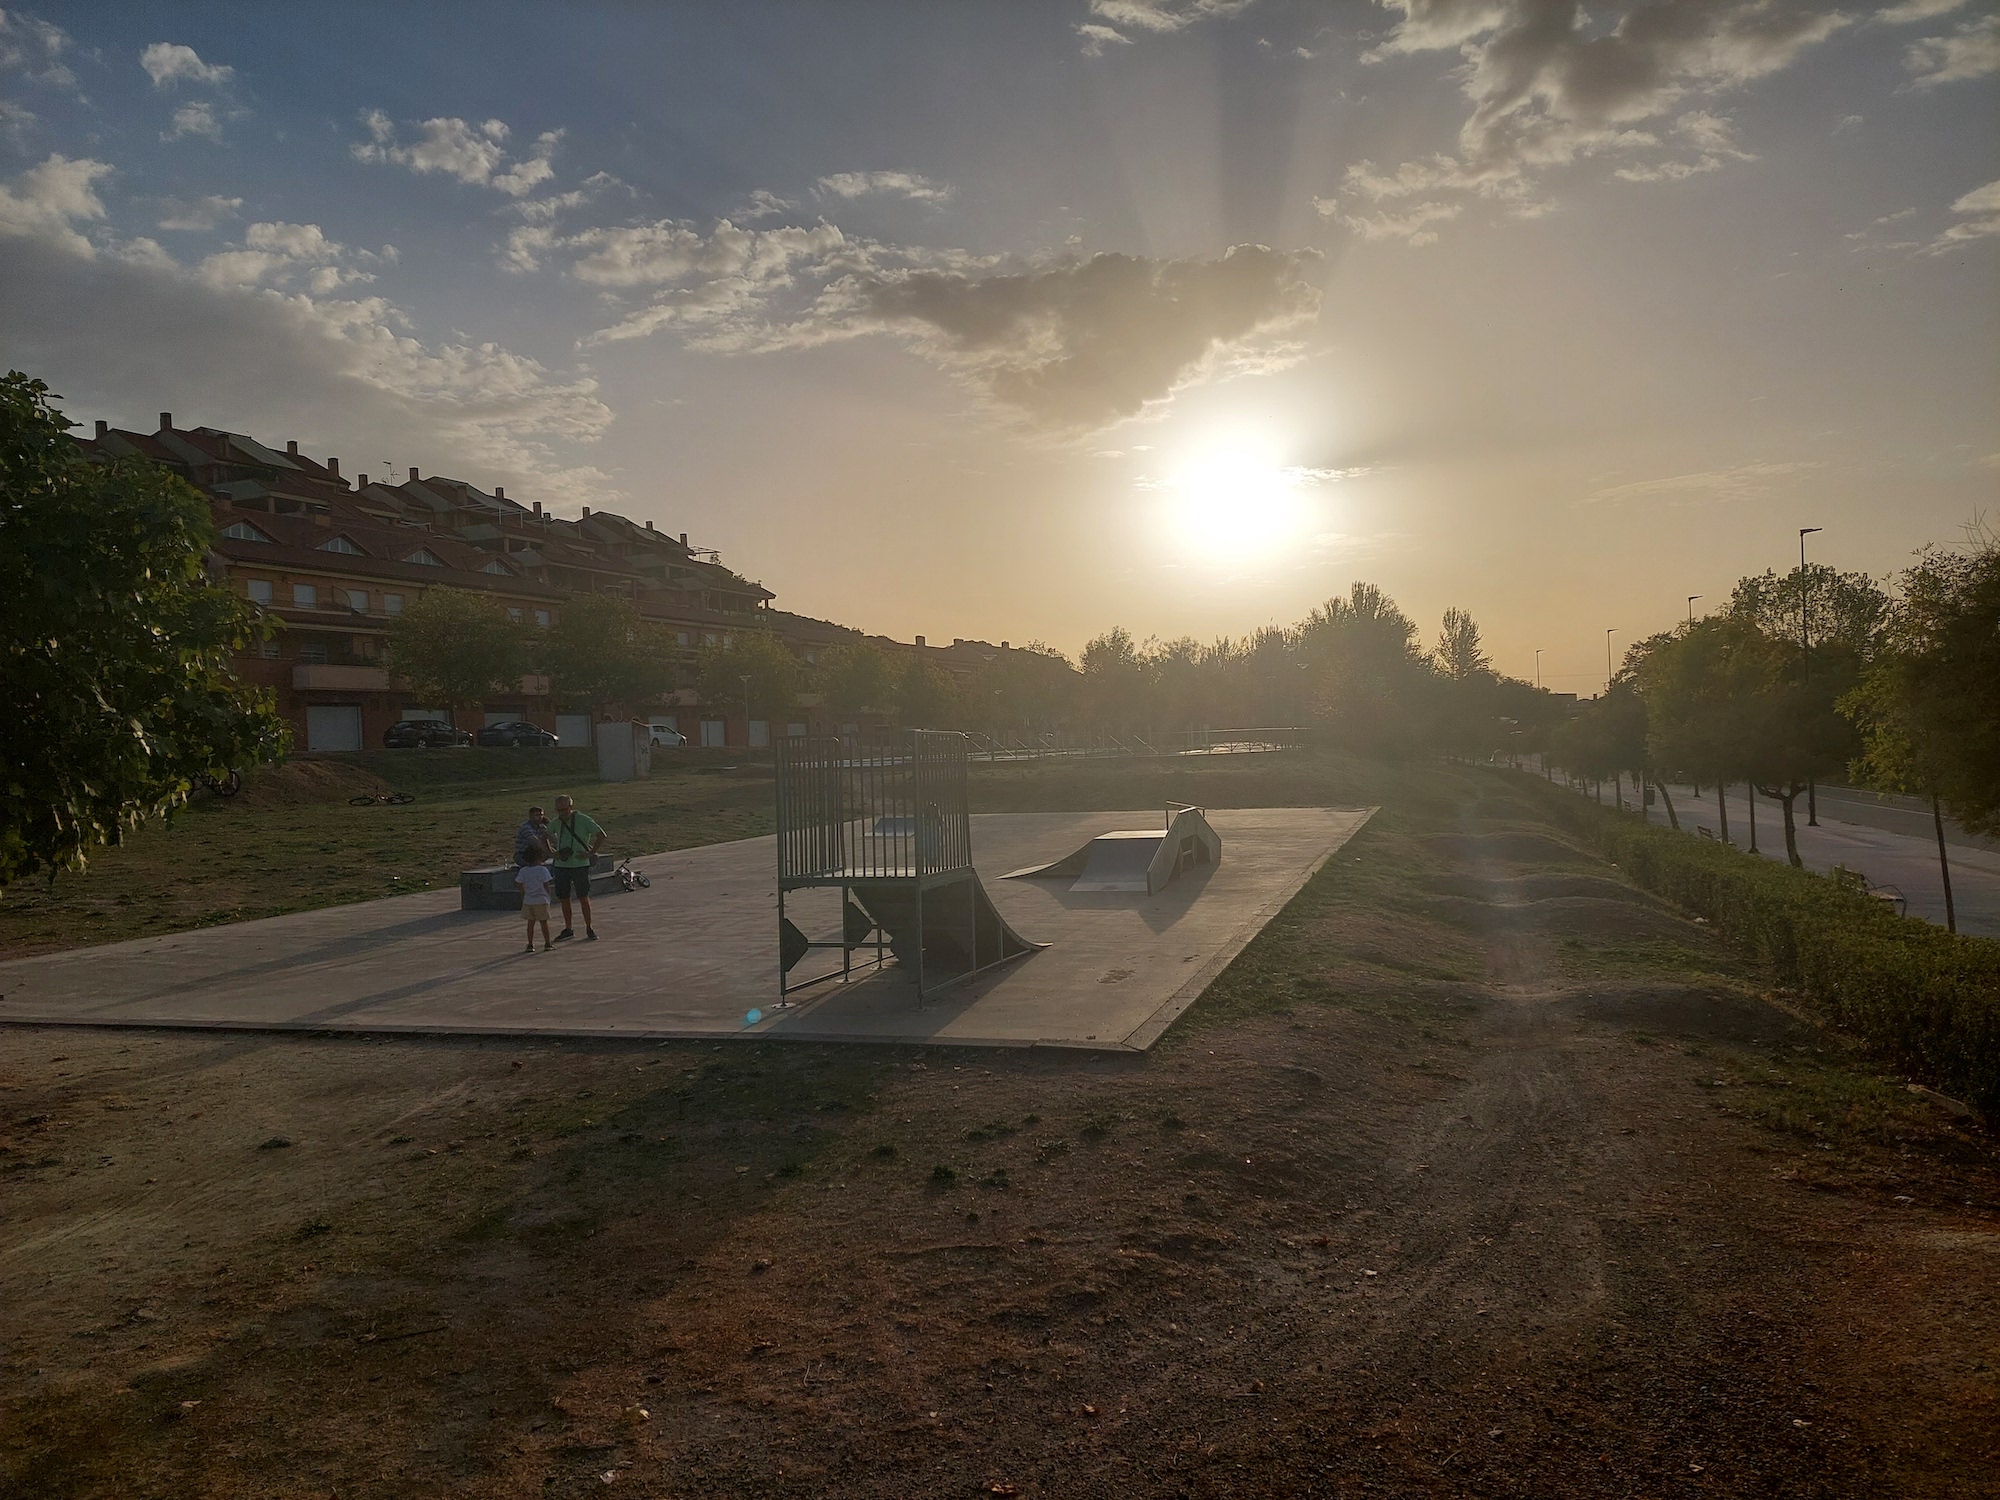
left=646, top=718, right=686, bottom=748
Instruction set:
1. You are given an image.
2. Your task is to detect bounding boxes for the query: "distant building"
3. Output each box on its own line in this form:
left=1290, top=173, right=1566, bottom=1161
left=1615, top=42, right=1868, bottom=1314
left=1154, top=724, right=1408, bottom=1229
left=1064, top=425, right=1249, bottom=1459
left=76, top=413, right=1028, bottom=752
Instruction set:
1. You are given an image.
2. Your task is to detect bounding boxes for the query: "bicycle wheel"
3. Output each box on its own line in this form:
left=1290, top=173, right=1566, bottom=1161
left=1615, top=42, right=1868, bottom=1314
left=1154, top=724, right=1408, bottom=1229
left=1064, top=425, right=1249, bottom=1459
left=218, top=769, right=242, bottom=797
left=348, top=795, right=378, bottom=806
left=387, top=792, right=416, bottom=805
left=634, top=872, right=651, bottom=889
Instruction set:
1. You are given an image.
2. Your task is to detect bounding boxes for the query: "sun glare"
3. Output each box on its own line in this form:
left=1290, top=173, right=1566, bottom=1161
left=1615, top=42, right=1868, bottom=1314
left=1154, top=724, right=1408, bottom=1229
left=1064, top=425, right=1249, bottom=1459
left=1160, top=443, right=1312, bottom=562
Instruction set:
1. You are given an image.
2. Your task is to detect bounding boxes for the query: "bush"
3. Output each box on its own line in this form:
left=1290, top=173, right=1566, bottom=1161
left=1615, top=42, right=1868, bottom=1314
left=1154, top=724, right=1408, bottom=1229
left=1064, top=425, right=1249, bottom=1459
left=1520, top=776, right=2000, bottom=1117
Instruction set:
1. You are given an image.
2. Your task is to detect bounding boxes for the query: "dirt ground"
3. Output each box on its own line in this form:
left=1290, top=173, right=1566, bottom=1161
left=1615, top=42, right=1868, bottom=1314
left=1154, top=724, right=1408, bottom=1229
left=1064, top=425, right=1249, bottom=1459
left=3, top=766, right=1996, bottom=1497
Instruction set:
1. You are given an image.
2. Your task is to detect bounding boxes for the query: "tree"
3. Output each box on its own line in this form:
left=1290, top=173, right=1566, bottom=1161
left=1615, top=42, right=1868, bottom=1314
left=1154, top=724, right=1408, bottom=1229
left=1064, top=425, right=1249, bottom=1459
left=1730, top=564, right=1888, bottom=660
left=1300, top=582, right=1432, bottom=753
left=696, top=629, right=801, bottom=720
left=896, top=658, right=961, bottom=728
left=1840, top=530, right=2000, bottom=932
left=1, top=371, right=288, bottom=888
left=538, top=591, right=676, bottom=717
left=1078, top=626, right=1149, bottom=733
left=384, top=587, right=528, bottom=711
left=817, top=641, right=897, bottom=716
left=1433, top=606, right=1492, bottom=682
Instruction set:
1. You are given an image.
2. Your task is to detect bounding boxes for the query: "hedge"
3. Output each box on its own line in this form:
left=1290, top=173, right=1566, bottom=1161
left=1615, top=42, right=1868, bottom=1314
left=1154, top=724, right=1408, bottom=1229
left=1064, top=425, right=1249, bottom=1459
left=1518, top=775, right=2000, bottom=1119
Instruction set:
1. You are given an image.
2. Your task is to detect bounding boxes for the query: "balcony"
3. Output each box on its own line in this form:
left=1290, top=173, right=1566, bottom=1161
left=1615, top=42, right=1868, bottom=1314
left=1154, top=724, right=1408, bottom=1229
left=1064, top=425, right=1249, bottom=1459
left=292, top=664, right=391, bottom=692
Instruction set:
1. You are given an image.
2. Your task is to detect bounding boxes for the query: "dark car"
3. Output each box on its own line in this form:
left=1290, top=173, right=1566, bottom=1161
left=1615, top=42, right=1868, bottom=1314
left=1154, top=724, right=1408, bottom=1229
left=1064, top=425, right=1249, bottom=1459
left=477, top=720, right=559, bottom=748
left=383, top=719, right=473, bottom=749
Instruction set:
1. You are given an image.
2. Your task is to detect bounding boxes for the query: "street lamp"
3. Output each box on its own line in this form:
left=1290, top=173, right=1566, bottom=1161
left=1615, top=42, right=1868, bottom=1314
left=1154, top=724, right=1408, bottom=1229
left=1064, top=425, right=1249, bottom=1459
left=1534, top=648, right=1542, bottom=690
left=740, top=673, right=753, bottom=749
left=1800, top=528, right=1822, bottom=825
left=1687, top=595, right=1701, bottom=624
left=1605, top=628, right=1616, bottom=694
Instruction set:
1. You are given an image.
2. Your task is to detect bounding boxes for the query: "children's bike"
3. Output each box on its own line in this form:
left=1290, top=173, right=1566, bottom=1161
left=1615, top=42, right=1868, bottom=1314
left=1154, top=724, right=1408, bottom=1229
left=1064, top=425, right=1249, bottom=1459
left=348, top=791, right=417, bottom=806
left=616, top=855, right=651, bottom=890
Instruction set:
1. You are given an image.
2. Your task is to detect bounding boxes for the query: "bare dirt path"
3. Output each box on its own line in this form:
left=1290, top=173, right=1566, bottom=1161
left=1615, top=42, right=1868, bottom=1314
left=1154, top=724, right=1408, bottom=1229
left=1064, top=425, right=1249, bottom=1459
left=3, top=770, right=1995, bottom=1497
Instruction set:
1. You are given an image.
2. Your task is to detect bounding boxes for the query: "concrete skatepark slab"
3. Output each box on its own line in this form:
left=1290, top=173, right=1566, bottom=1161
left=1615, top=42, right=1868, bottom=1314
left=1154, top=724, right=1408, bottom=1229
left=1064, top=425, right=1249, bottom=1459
left=0, top=808, right=1373, bottom=1052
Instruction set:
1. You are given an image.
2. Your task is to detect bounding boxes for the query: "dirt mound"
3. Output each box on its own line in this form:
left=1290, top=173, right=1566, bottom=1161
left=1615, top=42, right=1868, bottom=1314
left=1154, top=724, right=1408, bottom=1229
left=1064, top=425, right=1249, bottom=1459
left=1419, top=892, right=1691, bottom=941
left=1559, top=984, right=1821, bottom=1047
left=1421, top=872, right=1656, bottom=906
left=1424, top=830, right=1599, bottom=868
left=232, top=758, right=393, bottom=807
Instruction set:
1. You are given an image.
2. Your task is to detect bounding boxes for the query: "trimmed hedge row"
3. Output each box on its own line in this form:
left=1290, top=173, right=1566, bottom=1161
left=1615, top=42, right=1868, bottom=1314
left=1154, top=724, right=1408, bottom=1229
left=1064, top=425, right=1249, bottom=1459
left=1518, top=775, right=2000, bottom=1119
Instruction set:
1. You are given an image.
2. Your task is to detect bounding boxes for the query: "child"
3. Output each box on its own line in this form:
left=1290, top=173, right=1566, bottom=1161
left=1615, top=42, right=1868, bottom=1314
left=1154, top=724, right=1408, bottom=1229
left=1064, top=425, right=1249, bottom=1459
left=515, top=850, right=555, bottom=953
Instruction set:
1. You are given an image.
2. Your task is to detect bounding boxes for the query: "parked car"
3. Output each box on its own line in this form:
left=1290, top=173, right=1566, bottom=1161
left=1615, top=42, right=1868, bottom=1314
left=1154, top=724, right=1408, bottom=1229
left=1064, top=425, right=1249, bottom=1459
left=647, top=720, right=687, bottom=748
left=478, top=720, right=559, bottom=748
left=383, top=719, right=473, bottom=749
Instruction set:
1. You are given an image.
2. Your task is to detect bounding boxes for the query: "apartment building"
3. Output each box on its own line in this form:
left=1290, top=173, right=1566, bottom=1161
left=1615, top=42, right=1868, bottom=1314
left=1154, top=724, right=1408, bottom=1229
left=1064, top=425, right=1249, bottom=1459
left=76, top=414, right=1020, bottom=752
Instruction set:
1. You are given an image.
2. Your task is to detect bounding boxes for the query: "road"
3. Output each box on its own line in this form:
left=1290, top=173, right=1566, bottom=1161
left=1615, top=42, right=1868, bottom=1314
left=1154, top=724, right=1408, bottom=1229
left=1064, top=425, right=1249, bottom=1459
left=1568, top=776, right=2000, bottom=940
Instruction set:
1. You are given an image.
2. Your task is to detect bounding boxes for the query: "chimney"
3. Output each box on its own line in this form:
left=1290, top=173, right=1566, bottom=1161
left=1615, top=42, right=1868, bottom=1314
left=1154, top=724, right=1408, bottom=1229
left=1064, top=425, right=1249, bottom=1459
left=532, top=500, right=543, bottom=517
left=581, top=506, right=591, bottom=518
left=408, top=465, right=419, bottom=482
left=645, top=520, right=654, bottom=531
left=287, top=440, right=299, bottom=457
left=1001, top=640, right=1011, bottom=649
left=358, top=473, right=368, bottom=488
left=159, top=412, right=173, bottom=431
left=94, top=420, right=108, bottom=438
left=326, top=456, right=340, bottom=478
left=494, top=485, right=505, bottom=500
left=914, top=634, right=926, bottom=648
left=679, top=532, right=688, bottom=547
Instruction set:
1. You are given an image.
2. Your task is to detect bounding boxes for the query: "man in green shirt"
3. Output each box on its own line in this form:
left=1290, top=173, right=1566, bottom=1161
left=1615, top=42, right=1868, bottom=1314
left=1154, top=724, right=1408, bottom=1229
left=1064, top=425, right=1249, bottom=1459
left=549, top=793, right=607, bottom=942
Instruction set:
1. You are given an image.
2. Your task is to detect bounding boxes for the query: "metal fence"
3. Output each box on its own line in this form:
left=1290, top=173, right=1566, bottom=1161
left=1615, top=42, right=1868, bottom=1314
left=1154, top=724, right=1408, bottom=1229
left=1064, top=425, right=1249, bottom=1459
left=954, top=726, right=1307, bottom=762
left=775, top=730, right=974, bottom=886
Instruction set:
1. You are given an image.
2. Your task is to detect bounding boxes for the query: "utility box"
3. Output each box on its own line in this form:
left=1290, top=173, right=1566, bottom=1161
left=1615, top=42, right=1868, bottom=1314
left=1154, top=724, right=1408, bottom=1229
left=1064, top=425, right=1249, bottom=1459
left=595, top=718, right=652, bottom=782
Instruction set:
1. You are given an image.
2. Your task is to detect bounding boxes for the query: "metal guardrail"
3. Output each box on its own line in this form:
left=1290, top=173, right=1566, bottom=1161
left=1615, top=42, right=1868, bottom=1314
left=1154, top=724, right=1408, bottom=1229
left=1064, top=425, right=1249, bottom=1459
left=953, top=726, right=1307, bottom=762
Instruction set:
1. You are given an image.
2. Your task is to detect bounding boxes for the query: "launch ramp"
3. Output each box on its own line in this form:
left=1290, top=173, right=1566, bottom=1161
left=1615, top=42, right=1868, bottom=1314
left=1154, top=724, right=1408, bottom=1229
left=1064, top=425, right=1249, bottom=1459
left=1006, top=802, right=1222, bottom=896
left=776, top=732, right=1043, bottom=1001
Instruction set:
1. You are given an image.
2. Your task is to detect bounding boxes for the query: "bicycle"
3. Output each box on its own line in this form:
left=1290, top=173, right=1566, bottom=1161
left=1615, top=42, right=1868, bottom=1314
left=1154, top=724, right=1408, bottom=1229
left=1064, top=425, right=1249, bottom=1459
left=616, top=855, right=651, bottom=890
left=196, top=769, right=242, bottom=798
left=348, top=791, right=417, bottom=807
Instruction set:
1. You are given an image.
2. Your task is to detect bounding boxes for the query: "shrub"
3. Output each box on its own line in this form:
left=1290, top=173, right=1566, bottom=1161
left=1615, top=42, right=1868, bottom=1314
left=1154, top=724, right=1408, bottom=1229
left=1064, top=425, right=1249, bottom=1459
left=1520, top=777, right=2000, bottom=1117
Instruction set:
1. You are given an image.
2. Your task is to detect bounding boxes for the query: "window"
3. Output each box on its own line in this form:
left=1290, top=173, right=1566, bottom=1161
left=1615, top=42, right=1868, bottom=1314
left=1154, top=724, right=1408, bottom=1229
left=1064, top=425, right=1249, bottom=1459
left=482, top=558, right=512, bottom=576
left=246, top=579, right=273, bottom=604
left=804, top=649, right=817, bottom=665
left=317, top=534, right=365, bottom=555
left=220, top=520, right=273, bottom=543
left=259, top=638, right=280, bottom=659
left=298, top=641, right=329, bottom=664
left=723, top=633, right=735, bottom=648
left=404, top=547, right=444, bottom=567
left=343, top=588, right=368, bottom=613
left=292, top=583, right=318, bottom=608
left=702, top=632, right=718, bottom=647
left=506, top=607, right=523, bottom=623
left=534, top=609, right=551, bottom=628
left=383, top=594, right=403, bottom=614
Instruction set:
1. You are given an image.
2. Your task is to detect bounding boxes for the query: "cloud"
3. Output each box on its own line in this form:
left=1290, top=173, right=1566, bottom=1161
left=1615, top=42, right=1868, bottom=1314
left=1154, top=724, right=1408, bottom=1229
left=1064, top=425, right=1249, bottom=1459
left=1876, top=0, right=1966, bottom=21
left=1348, top=1, right=1848, bottom=233
left=352, top=111, right=560, bottom=197
left=1077, top=22, right=1135, bottom=54
left=0, top=152, right=112, bottom=255
left=1612, top=109, right=1756, bottom=180
left=1342, top=200, right=1463, bottom=245
left=1904, top=13, right=2000, bottom=87
left=1832, top=112, right=1864, bottom=131
left=1924, top=176, right=2000, bottom=253
left=140, top=41, right=233, bottom=88
left=814, top=170, right=954, bottom=203
left=1088, top=0, right=1254, bottom=34
left=1585, top=460, right=1820, bottom=505
left=0, top=9, right=77, bottom=89
left=164, top=99, right=224, bottom=141
left=2, top=193, right=620, bottom=509
left=736, top=188, right=798, bottom=220
left=156, top=193, right=244, bottom=231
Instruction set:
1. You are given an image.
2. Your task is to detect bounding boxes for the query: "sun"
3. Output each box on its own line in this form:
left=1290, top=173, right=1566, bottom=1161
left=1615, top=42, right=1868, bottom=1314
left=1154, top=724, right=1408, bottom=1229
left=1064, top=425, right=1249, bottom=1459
left=1159, top=442, right=1312, bottom=562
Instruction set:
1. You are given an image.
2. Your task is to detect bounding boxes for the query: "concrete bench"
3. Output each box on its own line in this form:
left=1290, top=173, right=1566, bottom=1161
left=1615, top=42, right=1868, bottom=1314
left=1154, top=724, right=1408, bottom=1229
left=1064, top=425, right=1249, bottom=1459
left=461, top=854, right=617, bottom=911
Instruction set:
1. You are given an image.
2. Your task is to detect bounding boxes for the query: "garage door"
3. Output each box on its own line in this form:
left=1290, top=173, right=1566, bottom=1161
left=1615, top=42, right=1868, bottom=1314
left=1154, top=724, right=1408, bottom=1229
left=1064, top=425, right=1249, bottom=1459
left=555, top=714, right=593, bottom=747
left=306, top=705, right=363, bottom=752
left=700, top=719, right=726, bottom=747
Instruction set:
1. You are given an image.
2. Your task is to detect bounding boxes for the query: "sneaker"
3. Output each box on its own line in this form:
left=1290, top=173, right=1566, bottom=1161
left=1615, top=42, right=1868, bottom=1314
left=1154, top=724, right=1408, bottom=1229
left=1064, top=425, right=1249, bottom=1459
left=585, top=929, right=598, bottom=942
left=542, top=943, right=554, bottom=952
left=523, top=942, right=535, bottom=954
left=554, top=928, right=575, bottom=942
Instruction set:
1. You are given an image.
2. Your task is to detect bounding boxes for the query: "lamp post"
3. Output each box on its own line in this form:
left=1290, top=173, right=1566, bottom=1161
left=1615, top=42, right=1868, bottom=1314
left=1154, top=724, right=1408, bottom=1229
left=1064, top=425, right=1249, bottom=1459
left=1687, top=595, right=1701, bottom=624
left=1534, top=648, right=1542, bottom=690
left=1605, top=629, right=1616, bottom=694
left=740, top=673, right=753, bottom=750
left=1800, top=527, right=1822, bottom=826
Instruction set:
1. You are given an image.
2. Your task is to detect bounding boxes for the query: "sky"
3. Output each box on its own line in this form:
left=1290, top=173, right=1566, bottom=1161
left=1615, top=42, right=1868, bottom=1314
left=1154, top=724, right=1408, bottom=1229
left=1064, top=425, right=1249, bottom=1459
left=1, top=1, right=1995, bottom=693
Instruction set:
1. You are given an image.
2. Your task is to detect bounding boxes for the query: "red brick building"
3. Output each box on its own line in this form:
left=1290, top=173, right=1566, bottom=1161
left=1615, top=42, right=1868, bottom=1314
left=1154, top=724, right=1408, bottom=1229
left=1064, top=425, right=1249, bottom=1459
left=76, top=414, right=1027, bottom=752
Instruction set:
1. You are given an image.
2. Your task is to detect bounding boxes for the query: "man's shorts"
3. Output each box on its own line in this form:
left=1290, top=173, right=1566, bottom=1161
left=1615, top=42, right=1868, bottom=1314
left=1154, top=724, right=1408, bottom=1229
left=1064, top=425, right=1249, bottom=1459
left=551, top=864, right=591, bottom=900
left=522, top=901, right=551, bottom=922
